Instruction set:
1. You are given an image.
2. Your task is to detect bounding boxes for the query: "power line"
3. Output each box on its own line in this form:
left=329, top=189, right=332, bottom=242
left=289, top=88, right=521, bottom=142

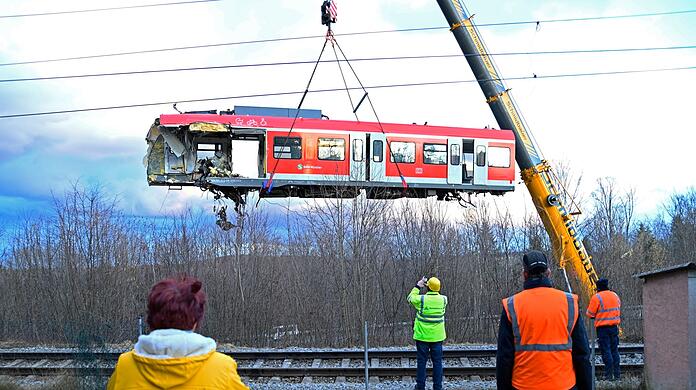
left=1, top=9, right=694, bottom=67
left=498, top=9, right=696, bottom=25
left=2, top=45, right=694, bottom=84
left=0, top=0, right=221, bottom=19
left=0, top=35, right=319, bottom=67
left=1, top=65, right=693, bottom=119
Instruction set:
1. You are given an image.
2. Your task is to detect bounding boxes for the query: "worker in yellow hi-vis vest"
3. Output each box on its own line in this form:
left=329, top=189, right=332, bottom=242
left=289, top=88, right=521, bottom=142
left=408, top=276, right=447, bottom=390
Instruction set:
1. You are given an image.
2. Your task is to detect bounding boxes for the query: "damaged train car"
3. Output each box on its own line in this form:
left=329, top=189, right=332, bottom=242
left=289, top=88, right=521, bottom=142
left=145, top=106, right=516, bottom=203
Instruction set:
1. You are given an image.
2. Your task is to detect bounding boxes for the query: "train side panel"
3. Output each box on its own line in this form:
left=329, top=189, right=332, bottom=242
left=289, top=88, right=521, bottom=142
left=384, top=136, right=448, bottom=182
left=266, top=130, right=351, bottom=179
left=148, top=113, right=517, bottom=198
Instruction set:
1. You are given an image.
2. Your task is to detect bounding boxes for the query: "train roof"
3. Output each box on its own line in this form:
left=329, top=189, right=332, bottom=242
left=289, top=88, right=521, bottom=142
left=159, top=113, right=515, bottom=140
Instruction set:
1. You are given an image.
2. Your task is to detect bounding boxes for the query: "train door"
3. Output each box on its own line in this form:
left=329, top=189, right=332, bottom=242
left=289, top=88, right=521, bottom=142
left=349, top=133, right=366, bottom=181
left=447, top=138, right=462, bottom=184
left=473, top=139, right=488, bottom=185
left=462, top=139, right=474, bottom=183
left=369, top=133, right=386, bottom=182
left=231, top=136, right=263, bottom=178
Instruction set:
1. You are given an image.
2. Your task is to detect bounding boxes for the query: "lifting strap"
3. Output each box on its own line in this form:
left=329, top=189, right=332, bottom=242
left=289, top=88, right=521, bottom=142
left=262, top=38, right=329, bottom=196
left=262, top=12, right=409, bottom=201
left=329, top=33, right=409, bottom=190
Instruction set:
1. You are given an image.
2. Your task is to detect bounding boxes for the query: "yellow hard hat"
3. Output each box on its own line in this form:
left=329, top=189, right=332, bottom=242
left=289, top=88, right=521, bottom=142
left=427, top=277, right=441, bottom=292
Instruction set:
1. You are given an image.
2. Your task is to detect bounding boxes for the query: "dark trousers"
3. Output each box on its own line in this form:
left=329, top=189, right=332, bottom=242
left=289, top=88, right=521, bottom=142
left=597, top=325, right=620, bottom=380
left=416, top=340, right=443, bottom=390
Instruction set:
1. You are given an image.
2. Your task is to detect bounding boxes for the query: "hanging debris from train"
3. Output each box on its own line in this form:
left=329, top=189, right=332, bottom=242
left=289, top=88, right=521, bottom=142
left=144, top=105, right=516, bottom=207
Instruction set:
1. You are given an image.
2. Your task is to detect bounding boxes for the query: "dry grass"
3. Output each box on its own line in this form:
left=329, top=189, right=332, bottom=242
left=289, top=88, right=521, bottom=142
left=595, top=376, right=643, bottom=390
left=0, top=381, right=21, bottom=390
left=0, top=377, right=106, bottom=390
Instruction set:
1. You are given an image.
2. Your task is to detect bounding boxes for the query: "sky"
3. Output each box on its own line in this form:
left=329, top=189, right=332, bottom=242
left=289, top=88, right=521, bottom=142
left=0, top=0, right=695, bottom=230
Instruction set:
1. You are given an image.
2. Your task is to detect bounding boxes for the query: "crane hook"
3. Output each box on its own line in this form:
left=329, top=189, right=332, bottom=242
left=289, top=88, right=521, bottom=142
left=321, top=0, right=337, bottom=27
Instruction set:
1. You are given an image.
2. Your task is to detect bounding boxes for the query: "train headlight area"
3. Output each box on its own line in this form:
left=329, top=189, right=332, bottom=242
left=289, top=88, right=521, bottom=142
left=145, top=106, right=516, bottom=204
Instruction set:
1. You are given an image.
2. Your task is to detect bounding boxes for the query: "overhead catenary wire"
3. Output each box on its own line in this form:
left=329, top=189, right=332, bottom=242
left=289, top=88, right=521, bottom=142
left=1, top=8, right=694, bottom=67
left=2, top=45, right=694, bottom=84
left=0, top=35, right=321, bottom=67
left=464, top=12, right=549, bottom=163
left=0, top=0, right=221, bottom=19
left=488, top=9, right=696, bottom=25
left=1, top=65, right=693, bottom=120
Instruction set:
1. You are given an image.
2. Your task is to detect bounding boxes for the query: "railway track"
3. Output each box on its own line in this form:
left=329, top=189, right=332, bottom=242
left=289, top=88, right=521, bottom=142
left=0, top=346, right=644, bottom=380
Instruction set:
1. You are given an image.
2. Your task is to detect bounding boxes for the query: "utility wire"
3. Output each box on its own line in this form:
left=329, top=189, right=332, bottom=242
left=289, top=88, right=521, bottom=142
left=1, top=9, right=694, bottom=67
left=0, top=35, right=320, bottom=67
left=2, top=45, right=694, bottom=84
left=494, top=9, right=696, bottom=25
left=0, top=65, right=693, bottom=119
left=0, top=0, right=221, bottom=19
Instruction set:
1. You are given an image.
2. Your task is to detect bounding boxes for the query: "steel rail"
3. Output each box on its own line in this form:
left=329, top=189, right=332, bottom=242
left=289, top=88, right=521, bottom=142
left=238, top=364, right=644, bottom=377
left=0, top=345, right=644, bottom=361
left=0, top=364, right=644, bottom=377
left=0, top=346, right=644, bottom=378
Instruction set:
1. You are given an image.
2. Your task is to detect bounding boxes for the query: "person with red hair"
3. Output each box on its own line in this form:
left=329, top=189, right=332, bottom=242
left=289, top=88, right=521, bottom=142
left=107, top=277, right=248, bottom=389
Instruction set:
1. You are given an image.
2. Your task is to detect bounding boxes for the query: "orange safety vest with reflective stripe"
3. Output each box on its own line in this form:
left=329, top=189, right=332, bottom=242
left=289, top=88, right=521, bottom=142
left=586, top=290, right=621, bottom=327
left=502, top=287, right=579, bottom=390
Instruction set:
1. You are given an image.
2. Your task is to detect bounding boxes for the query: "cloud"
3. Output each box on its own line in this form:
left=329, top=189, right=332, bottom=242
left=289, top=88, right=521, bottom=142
left=0, top=0, right=694, bottom=223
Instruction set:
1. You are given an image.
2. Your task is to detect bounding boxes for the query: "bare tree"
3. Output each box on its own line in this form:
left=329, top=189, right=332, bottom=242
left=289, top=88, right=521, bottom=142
left=2, top=182, right=693, bottom=346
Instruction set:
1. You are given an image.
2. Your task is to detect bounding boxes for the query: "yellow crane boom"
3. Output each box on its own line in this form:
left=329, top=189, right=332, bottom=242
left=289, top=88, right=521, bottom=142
left=436, top=0, right=599, bottom=298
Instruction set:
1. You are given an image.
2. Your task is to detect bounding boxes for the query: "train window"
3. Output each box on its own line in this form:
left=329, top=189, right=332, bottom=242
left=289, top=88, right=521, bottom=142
left=390, top=141, right=415, bottom=163
left=476, top=145, right=487, bottom=167
left=488, top=146, right=510, bottom=168
left=352, top=139, right=364, bottom=162
left=318, top=138, right=345, bottom=161
left=450, top=144, right=461, bottom=165
left=273, top=136, right=302, bottom=159
left=424, top=143, right=447, bottom=165
left=373, top=140, right=383, bottom=162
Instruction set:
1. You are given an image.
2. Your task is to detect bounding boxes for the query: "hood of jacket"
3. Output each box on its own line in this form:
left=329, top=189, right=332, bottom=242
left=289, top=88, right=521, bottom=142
left=131, top=329, right=217, bottom=389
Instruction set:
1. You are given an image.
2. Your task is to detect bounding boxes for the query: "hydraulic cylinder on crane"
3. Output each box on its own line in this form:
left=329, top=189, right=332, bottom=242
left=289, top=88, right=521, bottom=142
left=436, top=0, right=599, bottom=298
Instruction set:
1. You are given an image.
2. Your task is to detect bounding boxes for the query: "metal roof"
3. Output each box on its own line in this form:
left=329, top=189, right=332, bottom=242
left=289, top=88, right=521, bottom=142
left=234, top=106, right=323, bottom=119
left=634, top=262, right=696, bottom=279
left=159, top=113, right=515, bottom=140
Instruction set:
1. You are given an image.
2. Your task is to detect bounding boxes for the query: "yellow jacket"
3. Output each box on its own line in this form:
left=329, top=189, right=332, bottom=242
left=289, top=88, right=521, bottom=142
left=107, top=329, right=248, bottom=390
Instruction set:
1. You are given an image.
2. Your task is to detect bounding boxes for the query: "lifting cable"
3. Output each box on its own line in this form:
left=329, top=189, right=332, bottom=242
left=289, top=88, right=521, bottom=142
left=330, top=33, right=358, bottom=122
left=329, top=34, right=410, bottom=191
left=259, top=34, right=330, bottom=198
left=261, top=1, right=410, bottom=201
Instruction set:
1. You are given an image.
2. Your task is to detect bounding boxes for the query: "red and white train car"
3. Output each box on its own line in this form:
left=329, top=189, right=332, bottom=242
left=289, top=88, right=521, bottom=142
left=145, top=108, right=515, bottom=200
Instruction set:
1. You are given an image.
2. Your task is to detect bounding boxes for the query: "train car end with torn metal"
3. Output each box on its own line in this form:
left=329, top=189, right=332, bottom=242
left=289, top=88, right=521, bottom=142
left=145, top=106, right=516, bottom=204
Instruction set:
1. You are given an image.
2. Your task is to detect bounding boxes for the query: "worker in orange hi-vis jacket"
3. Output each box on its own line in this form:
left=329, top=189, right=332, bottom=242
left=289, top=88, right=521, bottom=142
left=586, top=278, right=621, bottom=381
left=496, top=250, right=592, bottom=390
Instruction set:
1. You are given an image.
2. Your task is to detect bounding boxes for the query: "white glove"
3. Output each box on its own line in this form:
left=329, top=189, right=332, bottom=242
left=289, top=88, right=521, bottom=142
left=416, top=277, right=427, bottom=288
